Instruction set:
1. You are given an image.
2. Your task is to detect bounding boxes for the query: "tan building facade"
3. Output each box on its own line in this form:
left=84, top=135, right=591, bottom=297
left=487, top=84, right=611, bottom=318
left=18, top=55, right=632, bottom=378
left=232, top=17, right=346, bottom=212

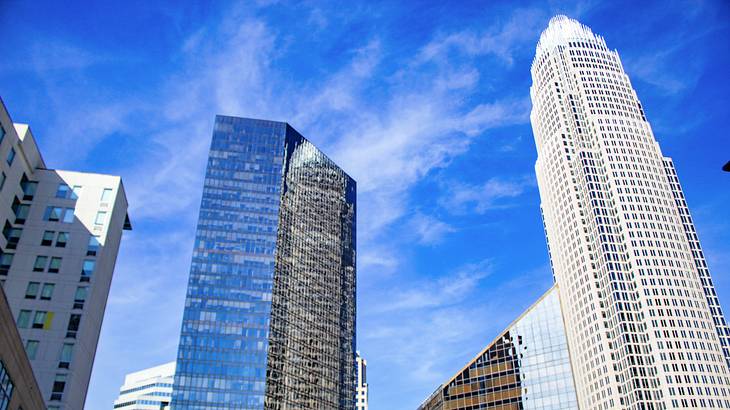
left=0, top=286, right=45, bottom=410
left=0, top=97, right=130, bottom=410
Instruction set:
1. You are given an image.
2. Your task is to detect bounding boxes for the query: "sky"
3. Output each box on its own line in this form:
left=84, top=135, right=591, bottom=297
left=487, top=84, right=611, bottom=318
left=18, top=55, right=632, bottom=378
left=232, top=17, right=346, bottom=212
left=0, top=0, right=729, bottom=408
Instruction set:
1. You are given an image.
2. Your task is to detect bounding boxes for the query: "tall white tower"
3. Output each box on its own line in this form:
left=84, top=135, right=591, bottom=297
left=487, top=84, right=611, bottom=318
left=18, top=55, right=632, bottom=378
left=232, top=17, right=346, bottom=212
left=531, top=16, right=730, bottom=410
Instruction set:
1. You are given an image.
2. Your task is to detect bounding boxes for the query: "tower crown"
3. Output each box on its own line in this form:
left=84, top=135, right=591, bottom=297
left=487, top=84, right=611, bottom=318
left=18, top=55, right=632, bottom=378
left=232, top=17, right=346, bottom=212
left=535, top=15, right=603, bottom=57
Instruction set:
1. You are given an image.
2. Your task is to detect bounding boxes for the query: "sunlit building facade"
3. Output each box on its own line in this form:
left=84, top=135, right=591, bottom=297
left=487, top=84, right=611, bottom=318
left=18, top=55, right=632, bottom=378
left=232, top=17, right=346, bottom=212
left=531, top=15, right=730, bottom=409
left=418, top=286, right=578, bottom=410
left=171, top=116, right=356, bottom=409
left=0, top=98, right=131, bottom=410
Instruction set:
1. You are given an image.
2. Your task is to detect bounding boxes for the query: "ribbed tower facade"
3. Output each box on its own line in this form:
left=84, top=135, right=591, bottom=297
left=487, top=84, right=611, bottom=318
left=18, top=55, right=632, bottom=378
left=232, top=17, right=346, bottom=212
left=531, top=16, right=730, bottom=410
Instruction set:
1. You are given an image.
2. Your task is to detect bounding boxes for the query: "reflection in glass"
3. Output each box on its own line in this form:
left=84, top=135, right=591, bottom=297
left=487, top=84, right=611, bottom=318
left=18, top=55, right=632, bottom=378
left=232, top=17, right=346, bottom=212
left=418, top=286, right=578, bottom=410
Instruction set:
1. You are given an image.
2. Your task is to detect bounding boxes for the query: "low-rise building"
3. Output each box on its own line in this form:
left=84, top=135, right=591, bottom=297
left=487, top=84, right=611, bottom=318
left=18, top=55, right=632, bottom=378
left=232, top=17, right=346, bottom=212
left=113, top=362, right=175, bottom=410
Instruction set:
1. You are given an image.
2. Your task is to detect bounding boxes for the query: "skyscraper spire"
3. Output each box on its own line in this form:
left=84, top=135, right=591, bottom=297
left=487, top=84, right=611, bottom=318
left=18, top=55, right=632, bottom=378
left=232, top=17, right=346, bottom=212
left=535, top=15, right=604, bottom=58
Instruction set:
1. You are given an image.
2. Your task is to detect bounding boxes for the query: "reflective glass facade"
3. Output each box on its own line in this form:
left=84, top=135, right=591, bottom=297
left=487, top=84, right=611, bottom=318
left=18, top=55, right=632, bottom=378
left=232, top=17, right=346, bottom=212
left=171, top=116, right=356, bottom=410
left=418, top=286, right=577, bottom=410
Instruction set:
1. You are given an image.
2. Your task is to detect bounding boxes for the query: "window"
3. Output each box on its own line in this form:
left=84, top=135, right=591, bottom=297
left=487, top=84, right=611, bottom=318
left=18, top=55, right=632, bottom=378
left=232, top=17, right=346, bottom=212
left=62, top=208, right=74, bottom=224
left=0, top=359, right=15, bottom=410
left=48, top=257, right=62, bottom=273
left=94, top=211, right=106, bottom=226
left=0, top=253, right=12, bottom=276
left=33, top=256, right=47, bottom=272
left=11, top=198, right=29, bottom=224
left=56, top=232, right=69, bottom=248
left=0, top=172, right=5, bottom=191
left=100, top=188, right=113, bottom=202
left=0, top=124, right=4, bottom=143
left=50, top=374, right=66, bottom=401
left=73, top=287, right=88, bottom=309
left=66, top=314, right=81, bottom=338
left=80, top=260, right=94, bottom=282
left=6, top=147, right=15, bottom=166
left=25, top=282, right=40, bottom=299
left=82, top=260, right=95, bottom=277
left=87, top=236, right=100, bottom=256
left=32, top=311, right=47, bottom=329
left=41, top=284, right=55, bottom=301
left=70, top=185, right=81, bottom=200
left=2, top=222, right=21, bottom=249
left=17, top=310, right=31, bottom=328
left=55, top=184, right=70, bottom=199
left=58, top=344, right=73, bottom=369
left=41, top=231, right=55, bottom=246
left=55, top=184, right=81, bottom=200
left=25, top=340, right=39, bottom=360
left=44, top=207, right=63, bottom=222
left=20, top=175, right=37, bottom=200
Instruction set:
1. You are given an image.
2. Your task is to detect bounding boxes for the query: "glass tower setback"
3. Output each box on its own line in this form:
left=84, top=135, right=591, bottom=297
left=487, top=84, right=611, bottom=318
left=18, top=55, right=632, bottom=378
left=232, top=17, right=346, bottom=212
left=418, top=286, right=578, bottom=410
left=171, top=116, right=356, bottom=410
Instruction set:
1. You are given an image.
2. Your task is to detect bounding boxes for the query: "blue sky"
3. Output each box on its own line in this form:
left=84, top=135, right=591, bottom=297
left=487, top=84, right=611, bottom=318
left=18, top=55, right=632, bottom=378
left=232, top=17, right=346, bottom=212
left=1, top=0, right=729, bottom=408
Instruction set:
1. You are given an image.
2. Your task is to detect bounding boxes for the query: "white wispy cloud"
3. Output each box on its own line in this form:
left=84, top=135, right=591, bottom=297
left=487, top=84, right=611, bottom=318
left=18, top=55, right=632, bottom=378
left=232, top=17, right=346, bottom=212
left=360, top=260, right=553, bottom=396
left=376, top=259, right=493, bottom=312
left=407, top=212, right=456, bottom=245
left=417, top=8, right=546, bottom=66
left=439, top=175, right=536, bottom=214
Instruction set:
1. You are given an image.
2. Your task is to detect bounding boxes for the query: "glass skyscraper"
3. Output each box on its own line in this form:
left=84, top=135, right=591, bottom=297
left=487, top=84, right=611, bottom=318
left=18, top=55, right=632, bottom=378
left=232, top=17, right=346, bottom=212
left=171, top=116, right=356, bottom=409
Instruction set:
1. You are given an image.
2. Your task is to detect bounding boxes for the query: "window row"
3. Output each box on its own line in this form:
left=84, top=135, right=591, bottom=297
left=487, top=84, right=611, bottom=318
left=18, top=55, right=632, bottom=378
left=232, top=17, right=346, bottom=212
left=56, top=183, right=113, bottom=203
left=0, top=358, right=13, bottom=410
left=42, top=231, right=100, bottom=255
left=17, top=310, right=83, bottom=338
left=17, top=309, right=53, bottom=330
left=42, top=230, right=68, bottom=247
left=33, top=256, right=62, bottom=273
left=0, top=240, right=99, bottom=278
left=56, top=184, right=81, bottom=200
left=32, top=255, right=95, bottom=279
left=43, top=206, right=75, bottom=223
left=22, top=284, right=87, bottom=309
left=24, top=340, right=74, bottom=368
left=24, top=282, right=54, bottom=300
left=44, top=207, right=107, bottom=226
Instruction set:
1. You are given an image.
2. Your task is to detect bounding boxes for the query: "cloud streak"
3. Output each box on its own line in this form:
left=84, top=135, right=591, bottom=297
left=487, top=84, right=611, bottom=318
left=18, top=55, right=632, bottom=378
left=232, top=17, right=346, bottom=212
left=439, top=175, right=536, bottom=214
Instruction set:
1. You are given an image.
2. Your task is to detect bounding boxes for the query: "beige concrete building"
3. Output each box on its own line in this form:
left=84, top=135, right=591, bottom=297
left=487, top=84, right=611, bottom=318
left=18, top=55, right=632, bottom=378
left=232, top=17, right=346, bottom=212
left=0, top=285, right=45, bottom=410
left=0, top=97, right=130, bottom=410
